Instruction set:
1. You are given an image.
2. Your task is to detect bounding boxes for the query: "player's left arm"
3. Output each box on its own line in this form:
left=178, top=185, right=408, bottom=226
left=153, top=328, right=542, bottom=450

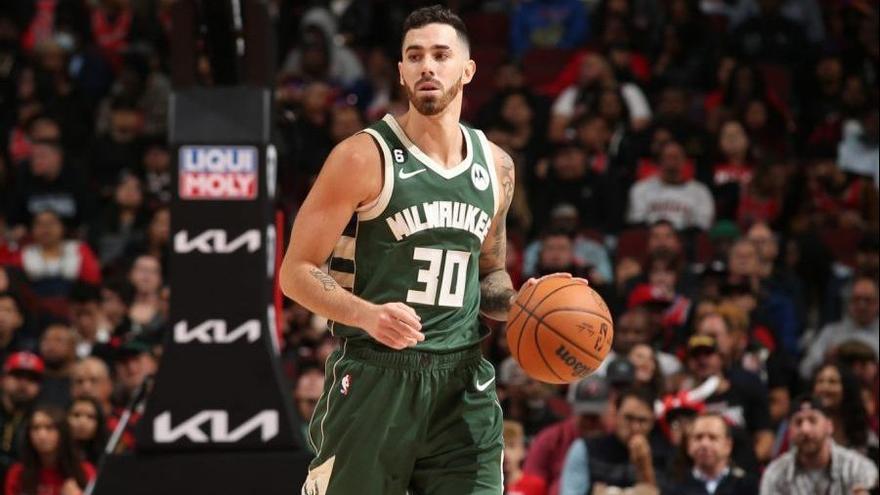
left=478, top=143, right=517, bottom=321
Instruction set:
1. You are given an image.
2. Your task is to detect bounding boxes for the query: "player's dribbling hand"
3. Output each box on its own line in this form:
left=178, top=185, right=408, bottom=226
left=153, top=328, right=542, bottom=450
left=361, top=302, right=424, bottom=350
left=519, top=272, right=589, bottom=293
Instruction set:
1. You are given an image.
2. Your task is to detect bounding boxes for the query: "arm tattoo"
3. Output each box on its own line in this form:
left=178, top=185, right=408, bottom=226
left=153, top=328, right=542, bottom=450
left=499, top=151, right=515, bottom=213
left=479, top=147, right=516, bottom=320
left=480, top=269, right=516, bottom=319
left=490, top=150, right=515, bottom=261
left=309, top=267, right=338, bottom=292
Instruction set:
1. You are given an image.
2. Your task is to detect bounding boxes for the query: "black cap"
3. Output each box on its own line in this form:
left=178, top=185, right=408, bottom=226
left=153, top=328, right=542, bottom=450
left=687, top=334, right=718, bottom=355
left=790, top=394, right=829, bottom=418
left=567, top=375, right=610, bottom=415
left=114, top=335, right=153, bottom=361
left=606, top=358, right=636, bottom=387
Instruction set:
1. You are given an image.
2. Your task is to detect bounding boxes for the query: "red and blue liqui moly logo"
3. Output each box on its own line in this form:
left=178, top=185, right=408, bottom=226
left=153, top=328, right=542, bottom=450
left=179, top=146, right=258, bottom=200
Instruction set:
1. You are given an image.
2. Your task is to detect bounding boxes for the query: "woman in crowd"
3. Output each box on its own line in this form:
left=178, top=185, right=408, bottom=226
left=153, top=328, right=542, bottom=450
left=11, top=210, right=101, bottom=311
left=4, top=405, right=95, bottom=495
left=628, top=343, right=665, bottom=395
left=67, top=397, right=108, bottom=466
left=88, top=171, right=149, bottom=269
left=710, top=120, right=755, bottom=220
left=126, top=254, right=165, bottom=335
left=812, top=363, right=879, bottom=460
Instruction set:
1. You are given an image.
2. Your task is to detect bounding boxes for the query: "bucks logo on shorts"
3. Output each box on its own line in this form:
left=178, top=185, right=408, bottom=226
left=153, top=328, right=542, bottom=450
left=327, top=114, right=500, bottom=352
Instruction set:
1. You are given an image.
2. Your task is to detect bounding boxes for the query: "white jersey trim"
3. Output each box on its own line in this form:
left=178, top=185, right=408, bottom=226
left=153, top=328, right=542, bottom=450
left=357, top=128, right=395, bottom=221
left=382, top=114, right=474, bottom=180
left=475, top=129, right=501, bottom=218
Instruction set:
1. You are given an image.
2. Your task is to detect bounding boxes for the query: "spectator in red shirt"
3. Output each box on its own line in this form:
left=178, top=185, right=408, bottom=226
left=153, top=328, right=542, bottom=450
left=4, top=404, right=95, bottom=495
left=9, top=210, right=101, bottom=315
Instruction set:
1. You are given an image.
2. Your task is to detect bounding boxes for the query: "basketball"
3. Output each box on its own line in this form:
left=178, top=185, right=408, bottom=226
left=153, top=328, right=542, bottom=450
left=506, top=277, right=614, bottom=384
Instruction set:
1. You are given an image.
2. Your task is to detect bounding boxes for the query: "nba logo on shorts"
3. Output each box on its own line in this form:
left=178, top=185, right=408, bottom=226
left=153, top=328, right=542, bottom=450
left=179, top=146, right=258, bottom=200
left=340, top=374, right=352, bottom=396
left=471, top=163, right=490, bottom=191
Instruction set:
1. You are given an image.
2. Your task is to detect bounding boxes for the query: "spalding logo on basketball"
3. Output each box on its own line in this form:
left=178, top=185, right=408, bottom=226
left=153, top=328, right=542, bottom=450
left=471, top=163, right=490, bottom=191
left=506, top=278, right=614, bottom=384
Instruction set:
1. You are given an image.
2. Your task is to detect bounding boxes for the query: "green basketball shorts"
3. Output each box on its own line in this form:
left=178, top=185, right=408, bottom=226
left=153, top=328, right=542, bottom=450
left=301, top=341, right=504, bottom=495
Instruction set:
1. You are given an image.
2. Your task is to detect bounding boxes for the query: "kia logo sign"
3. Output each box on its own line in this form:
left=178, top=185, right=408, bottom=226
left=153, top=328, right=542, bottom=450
left=174, top=229, right=260, bottom=254
left=174, top=319, right=261, bottom=344
left=154, top=410, right=279, bottom=443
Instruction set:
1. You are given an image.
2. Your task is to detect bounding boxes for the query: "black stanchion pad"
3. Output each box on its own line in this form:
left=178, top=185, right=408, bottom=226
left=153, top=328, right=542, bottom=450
left=92, top=451, right=311, bottom=495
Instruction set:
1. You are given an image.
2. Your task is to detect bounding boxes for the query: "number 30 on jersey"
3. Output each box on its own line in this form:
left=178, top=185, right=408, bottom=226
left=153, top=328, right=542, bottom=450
left=407, top=247, right=469, bottom=308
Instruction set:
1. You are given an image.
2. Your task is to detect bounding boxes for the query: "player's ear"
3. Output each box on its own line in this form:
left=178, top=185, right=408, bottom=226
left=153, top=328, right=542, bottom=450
left=398, top=61, right=405, bottom=87
left=462, top=58, right=475, bottom=85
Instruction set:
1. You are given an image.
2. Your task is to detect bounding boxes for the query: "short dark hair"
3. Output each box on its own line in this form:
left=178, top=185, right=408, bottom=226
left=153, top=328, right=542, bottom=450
left=790, top=394, right=830, bottom=418
left=69, top=282, right=102, bottom=304
left=0, top=291, right=23, bottom=315
left=402, top=5, right=469, bottom=53
left=615, top=386, right=656, bottom=412
left=649, top=219, right=677, bottom=233
left=693, top=412, right=732, bottom=439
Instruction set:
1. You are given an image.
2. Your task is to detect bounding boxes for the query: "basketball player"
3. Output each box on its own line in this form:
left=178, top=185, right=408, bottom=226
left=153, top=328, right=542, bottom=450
left=280, top=6, right=582, bottom=494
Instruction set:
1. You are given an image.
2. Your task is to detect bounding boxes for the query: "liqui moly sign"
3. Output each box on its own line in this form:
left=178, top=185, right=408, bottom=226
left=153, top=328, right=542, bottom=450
left=179, top=146, right=258, bottom=200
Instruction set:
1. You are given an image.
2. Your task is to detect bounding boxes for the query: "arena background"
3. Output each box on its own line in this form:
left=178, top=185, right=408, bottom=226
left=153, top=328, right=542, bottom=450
left=0, top=0, right=877, bottom=494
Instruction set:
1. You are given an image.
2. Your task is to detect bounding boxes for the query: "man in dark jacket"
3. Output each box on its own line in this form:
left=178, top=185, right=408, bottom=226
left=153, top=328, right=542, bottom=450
left=664, top=412, right=758, bottom=495
left=6, top=137, right=91, bottom=231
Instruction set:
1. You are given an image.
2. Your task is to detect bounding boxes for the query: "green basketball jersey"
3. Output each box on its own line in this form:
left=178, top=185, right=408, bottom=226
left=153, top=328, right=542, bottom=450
left=328, top=114, right=500, bottom=352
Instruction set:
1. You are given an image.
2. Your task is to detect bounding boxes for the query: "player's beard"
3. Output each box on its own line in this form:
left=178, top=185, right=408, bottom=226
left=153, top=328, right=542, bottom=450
left=405, top=75, right=463, bottom=116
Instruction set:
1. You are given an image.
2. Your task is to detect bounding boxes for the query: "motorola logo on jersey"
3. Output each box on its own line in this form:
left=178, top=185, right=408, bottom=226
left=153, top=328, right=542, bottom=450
left=179, top=145, right=258, bottom=200
left=471, top=163, right=490, bottom=191
left=153, top=410, right=279, bottom=443
left=174, top=319, right=261, bottom=344
left=174, top=229, right=261, bottom=254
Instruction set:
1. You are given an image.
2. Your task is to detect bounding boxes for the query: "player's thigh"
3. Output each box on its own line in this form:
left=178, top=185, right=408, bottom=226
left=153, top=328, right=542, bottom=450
left=409, top=359, right=504, bottom=495
left=304, top=352, right=418, bottom=494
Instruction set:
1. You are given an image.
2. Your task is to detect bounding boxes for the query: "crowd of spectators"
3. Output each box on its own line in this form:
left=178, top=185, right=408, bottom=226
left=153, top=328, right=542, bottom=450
left=0, top=0, right=878, bottom=494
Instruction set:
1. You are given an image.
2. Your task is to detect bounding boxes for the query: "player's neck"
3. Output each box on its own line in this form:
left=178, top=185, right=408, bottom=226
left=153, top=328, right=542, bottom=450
left=397, top=105, right=464, bottom=169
